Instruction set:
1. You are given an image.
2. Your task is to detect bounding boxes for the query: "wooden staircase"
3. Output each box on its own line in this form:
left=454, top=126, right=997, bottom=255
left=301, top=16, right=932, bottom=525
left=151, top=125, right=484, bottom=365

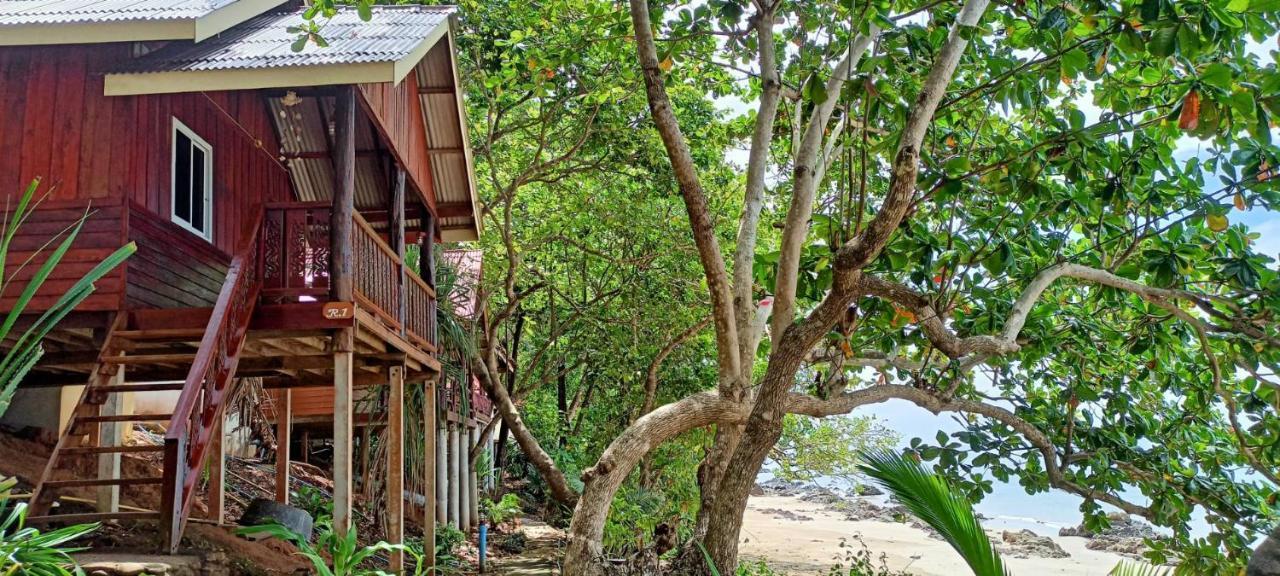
left=28, top=325, right=184, bottom=524
left=27, top=208, right=265, bottom=554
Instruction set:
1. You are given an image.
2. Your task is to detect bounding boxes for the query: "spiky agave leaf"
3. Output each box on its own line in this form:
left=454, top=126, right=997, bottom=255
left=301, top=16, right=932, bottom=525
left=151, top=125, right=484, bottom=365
left=858, top=450, right=1009, bottom=576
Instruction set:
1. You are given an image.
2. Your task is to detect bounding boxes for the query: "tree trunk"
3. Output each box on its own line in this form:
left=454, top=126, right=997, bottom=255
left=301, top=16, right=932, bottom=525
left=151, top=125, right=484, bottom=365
left=563, top=393, right=746, bottom=576
left=494, top=310, right=524, bottom=483
left=473, top=348, right=579, bottom=507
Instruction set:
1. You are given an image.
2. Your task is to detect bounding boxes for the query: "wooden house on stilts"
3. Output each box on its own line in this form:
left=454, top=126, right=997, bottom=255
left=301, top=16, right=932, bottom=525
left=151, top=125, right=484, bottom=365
left=0, top=0, right=494, bottom=568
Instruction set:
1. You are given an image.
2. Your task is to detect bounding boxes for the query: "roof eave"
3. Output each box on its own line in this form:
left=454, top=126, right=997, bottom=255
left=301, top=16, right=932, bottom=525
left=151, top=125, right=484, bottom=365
left=194, top=0, right=289, bottom=41
left=104, top=61, right=397, bottom=96
left=0, top=19, right=193, bottom=45
left=0, top=0, right=287, bottom=47
left=441, top=24, right=482, bottom=243
left=103, top=11, right=452, bottom=97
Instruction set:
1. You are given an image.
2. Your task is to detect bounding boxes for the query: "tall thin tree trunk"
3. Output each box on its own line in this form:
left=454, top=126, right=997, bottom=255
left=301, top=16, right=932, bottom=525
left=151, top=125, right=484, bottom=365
left=557, top=368, right=569, bottom=448
left=495, top=310, right=525, bottom=482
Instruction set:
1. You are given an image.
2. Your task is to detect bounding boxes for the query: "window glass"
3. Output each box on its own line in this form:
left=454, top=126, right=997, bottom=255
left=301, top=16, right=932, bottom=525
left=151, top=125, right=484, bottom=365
left=172, top=120, right=211, bottom=240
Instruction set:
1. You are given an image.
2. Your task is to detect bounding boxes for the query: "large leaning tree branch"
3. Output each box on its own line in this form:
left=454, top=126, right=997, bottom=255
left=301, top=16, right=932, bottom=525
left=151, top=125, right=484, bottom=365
left=732, top=3, right=783, bottom=380
left=860, top=263, right=1276, bottom=372
left=629, top=0, right=742, bottom=391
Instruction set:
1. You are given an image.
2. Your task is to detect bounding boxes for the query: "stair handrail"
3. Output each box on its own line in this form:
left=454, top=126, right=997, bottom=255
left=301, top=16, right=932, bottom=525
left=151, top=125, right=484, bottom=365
left=159, top=205, right=265, bottom=553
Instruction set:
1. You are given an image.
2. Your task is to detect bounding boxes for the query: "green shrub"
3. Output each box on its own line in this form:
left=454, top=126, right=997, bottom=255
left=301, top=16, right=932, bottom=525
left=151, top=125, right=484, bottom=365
left=434, top=522, right=466, bottom=569
left=235, top=518, right=401, bottom=576
left=293, top=485, right=334, bottom=523
left=824, top=536, right=910, bottom=576
left=0, top=477, right=98, bottom=575
left=481, top=493, right=521, bottom=527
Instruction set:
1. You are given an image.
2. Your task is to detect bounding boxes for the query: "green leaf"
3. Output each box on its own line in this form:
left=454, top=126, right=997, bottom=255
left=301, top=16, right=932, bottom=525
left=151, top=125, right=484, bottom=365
left=1148, top=24, right=1179, bottom=58
left=1139, top=0, right=1162, bottom=23
left=1200, top=63, right=1232, bottom=90
left=356, top=1, right=372, bottom=22
left=1037, top=7, right=1069, bottom=32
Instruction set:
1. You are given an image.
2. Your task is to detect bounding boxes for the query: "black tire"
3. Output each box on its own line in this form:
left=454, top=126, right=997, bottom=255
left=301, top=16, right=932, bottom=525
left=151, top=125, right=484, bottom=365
left=238, top=498, right=314, bottom=541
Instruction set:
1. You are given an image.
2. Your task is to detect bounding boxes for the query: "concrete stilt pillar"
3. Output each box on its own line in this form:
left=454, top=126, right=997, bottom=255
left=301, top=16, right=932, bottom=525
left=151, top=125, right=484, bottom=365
left=276, top=390, right=292, bottom=504
left=487, top=432, right=496, bottom=490
left=96, top=365, right=125, bottom=513
left=447, top=424, right=460, bottom=527
left=458, top=423, right=470, bottom=533
left=436, top=425, right=448, bottom=525
left=468, top=425, right=480, bottom=528
left=423, top=380, right=437, bottom=572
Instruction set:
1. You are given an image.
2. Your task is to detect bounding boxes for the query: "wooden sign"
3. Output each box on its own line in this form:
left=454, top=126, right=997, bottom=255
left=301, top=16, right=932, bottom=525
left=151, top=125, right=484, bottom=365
left=323, top=302, right=355, bottom=320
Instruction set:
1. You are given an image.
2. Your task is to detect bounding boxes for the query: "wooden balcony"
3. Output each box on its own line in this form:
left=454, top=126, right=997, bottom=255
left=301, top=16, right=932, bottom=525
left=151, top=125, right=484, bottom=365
left=258, top=202, right=437, bottom=353
left=2, top=199, right=438, bottom=357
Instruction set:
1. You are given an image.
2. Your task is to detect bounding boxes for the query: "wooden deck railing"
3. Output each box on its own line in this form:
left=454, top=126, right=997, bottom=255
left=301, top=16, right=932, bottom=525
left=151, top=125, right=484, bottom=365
left=160, top=206, right=264, bottom=553
left=258, top=203, right=436, bottom=349
left=353, top=213, right=402, bottom=332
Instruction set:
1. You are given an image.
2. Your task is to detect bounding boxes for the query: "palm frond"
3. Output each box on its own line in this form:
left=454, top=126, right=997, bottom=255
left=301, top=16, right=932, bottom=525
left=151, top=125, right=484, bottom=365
left=858, top=450, right=1009, bottom=576
left=1109, top=560, right=1173, bottom=576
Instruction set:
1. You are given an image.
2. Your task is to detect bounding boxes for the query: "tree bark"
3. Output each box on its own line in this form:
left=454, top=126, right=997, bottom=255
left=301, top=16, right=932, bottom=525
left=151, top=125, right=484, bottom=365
left=627, top=0, right=741, bottom=391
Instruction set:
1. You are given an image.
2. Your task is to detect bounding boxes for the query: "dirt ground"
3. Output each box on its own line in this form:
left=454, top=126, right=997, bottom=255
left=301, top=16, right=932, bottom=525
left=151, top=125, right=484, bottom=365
left=0, top=428, right=308, bottom=575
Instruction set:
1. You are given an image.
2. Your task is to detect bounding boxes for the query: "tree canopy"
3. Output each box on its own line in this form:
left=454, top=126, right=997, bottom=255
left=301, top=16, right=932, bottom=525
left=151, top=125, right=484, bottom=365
left=311, top=0, right=1280, bottom=573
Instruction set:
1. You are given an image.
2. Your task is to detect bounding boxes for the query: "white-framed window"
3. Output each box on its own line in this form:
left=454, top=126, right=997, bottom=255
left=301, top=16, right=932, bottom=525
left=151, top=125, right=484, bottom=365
left=171, top=118, right=213, bottom=241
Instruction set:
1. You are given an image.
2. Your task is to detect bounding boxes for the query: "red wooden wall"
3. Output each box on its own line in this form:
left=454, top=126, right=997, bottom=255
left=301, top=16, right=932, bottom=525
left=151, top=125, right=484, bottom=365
left=359, top=71, right=437, bottom=214
left=0, top=199, right=127, bottom=313
left=0, top=44, right=295, bottom=257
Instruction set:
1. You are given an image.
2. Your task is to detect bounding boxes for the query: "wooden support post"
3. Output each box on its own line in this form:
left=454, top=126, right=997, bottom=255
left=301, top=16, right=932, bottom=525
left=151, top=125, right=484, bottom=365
left=423, top=379, right=437, bottom=571
left=276, top=390, right=292, bottom=504
left=387, top=366, right=405, bottom=572
left=420, top=206, right=435, bottom=284
left=96, top=365, right=124, bottom=513
left=330, top=75, right=357, bottom=541
left=333, top=351, right=355, bottom=536
left=330, top=86, right=356, bottom=309
left=447, top=423, right=459, bottom=527
left=207, top=414, right=226, bottom=525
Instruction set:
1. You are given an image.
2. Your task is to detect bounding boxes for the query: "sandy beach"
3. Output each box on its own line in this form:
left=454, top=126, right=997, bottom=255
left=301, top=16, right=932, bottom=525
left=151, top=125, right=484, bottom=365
left=740, top=494, right=1133, bottom=575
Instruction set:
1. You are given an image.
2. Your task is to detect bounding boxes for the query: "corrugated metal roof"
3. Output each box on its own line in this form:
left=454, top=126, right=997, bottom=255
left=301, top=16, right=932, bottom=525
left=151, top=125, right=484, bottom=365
left=416, top=37, right=479, bottom=241
left=0, top=0, right=235, bottom=25
left=114, top=4, right=454, bottom=73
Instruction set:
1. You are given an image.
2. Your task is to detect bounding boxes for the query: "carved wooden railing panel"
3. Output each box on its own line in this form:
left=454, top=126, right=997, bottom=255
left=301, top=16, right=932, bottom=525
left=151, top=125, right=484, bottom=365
left=160, top=206, right=263, bottom=553
left=260, top=202, right=331, bottom=303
